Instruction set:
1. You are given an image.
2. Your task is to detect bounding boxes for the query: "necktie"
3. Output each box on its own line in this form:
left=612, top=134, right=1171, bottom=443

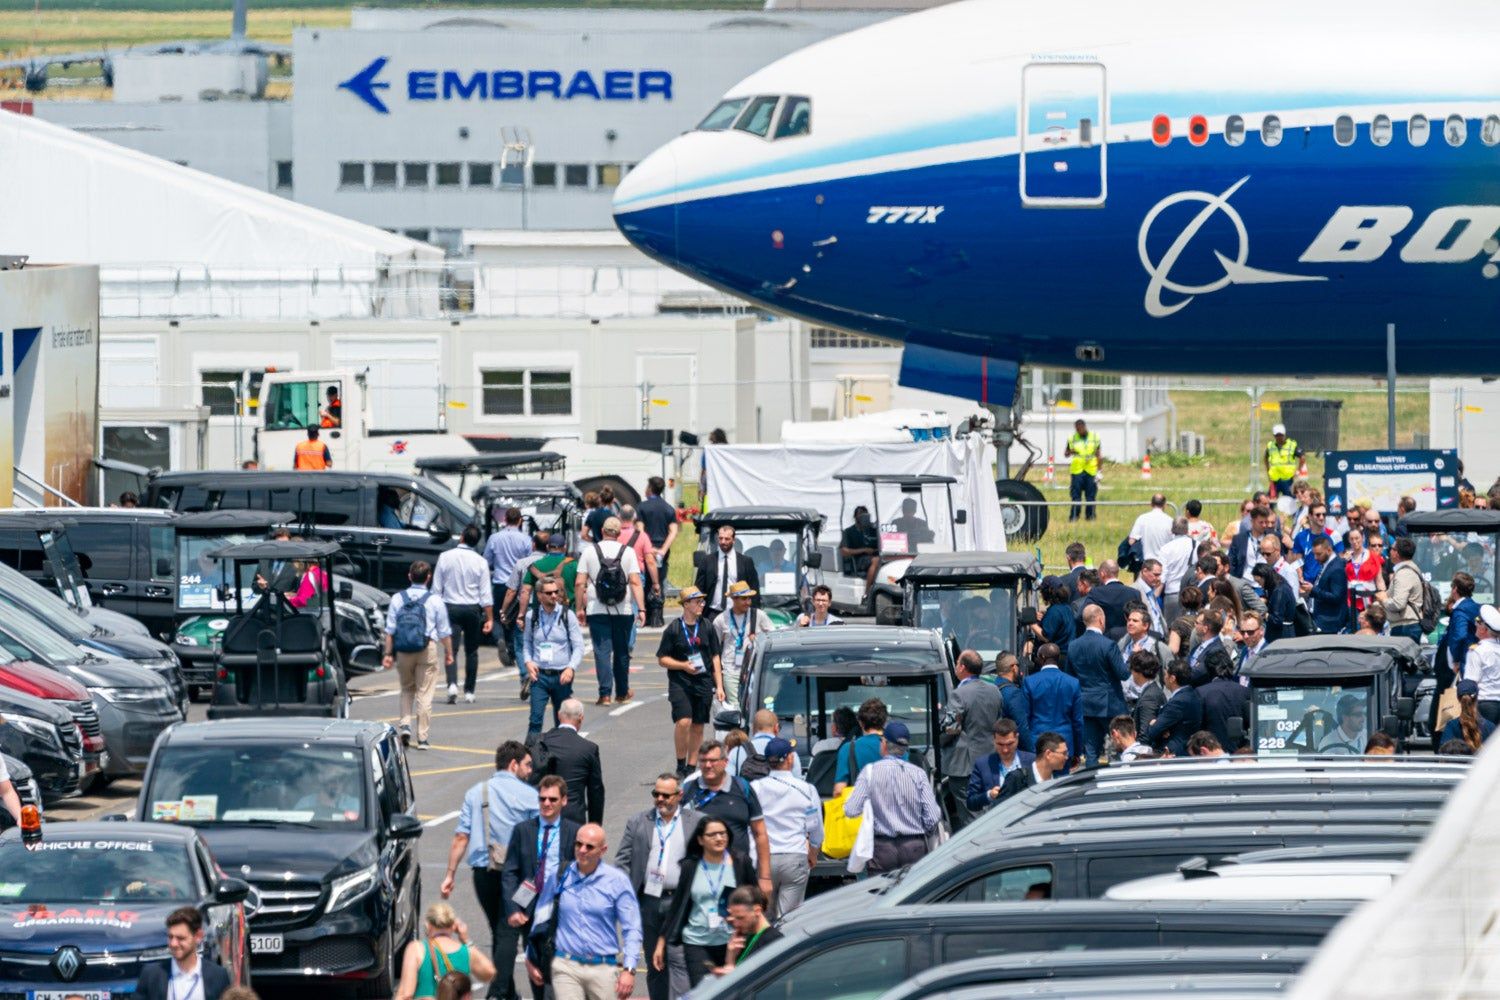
left=721, top=554, right=730, bottom=606
left=538, top=823, right=553, bottom=886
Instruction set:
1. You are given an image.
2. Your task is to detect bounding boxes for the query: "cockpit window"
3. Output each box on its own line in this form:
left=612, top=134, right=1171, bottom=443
left=734, top=96, right=781, bottom=138
left=698, top=98, right=748, bottom=132
left=775, top=96, right=812, bottom=139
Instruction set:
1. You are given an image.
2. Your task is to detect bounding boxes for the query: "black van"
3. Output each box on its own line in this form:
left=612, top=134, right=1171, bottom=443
left=136, top=718, right=423, bottom=997
left=146, top=470, right=479, bottom=590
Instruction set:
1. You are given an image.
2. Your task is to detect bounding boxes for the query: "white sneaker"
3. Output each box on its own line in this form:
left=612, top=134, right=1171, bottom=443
left=464, top=692, right=476, bottom=703
left=447, top=683, right=458, bottom=704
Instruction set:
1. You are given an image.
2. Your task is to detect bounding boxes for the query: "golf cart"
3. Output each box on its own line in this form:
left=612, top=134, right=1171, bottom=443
left=205, top=539, right=351, bottom=720
left=886, top=552, right=1042, bottom=661
left=1239, top=636, right=1420, bottom=756
left=693, top=507, right=825, bottom=627
left=1403, top=507, right=1500, bottom=612
left=824, top=473, right=969, bottom=617
left=416, top=450, right=567, bottom=500
left=417, top=451, right=584, bottom=547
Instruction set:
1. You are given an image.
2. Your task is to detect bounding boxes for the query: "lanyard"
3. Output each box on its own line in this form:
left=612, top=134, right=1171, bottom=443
left=740, top=927, right=768, bottom=960
left=557, top=863, right=590, bottom=896
left=684, top=620, right=700, bottom=648
left=170, top=972, right=200, bottom=1000
left=537, top=608, right=561, bottom=641
left=728, top=612, right=748, bottom=648
left=702, top=859, right=727, bottom=900
left=654, top=813, right=679, bottom=866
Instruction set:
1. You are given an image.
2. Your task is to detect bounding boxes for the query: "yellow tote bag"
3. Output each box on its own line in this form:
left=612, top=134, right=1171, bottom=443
left=821, top=743, right=863, bottom=859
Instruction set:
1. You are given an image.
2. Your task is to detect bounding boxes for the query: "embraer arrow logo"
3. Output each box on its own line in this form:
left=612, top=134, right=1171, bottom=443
left=1138, top=176, right=1324, bottom=318
left=340, top=56, right=392, bottom=114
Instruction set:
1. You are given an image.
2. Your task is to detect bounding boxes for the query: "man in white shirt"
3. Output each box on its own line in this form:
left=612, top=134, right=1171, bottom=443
left=714, top=581, right=773, bottom=710
left=432, top=524, right=495, bottom=705
left=1157, top=517, right=1196, bottom=623
left=1128, top=494, right=1175, bottom=563
left=752, top=738, right=823, bottom=919
left=1132, top=560, right=1168, bottom=636
left=1464, top=605, right=1500, bottom=723
left=575, top=516, right=646, bottom=706
left=382, top=560, right=454, bottom=750
left=1259, top=535, right=1301, bottom=602
left=134, top=907, right=230, bottom=1000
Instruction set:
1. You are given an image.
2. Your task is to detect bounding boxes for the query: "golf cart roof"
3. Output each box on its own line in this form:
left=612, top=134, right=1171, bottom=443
left=208, top=540, right=342, bottom=561
left=174, top=510, right=296, bottom=533
left=1240, top=635, right=1422, bottom=679
left=903, top=551, right=1041, bottom=582
left=1401, top=508, right=1500, bottom=532
left=835, top=473, right=959, bottom=486
left=695, top=506, right=825, bottom=529
left=415, top=451, right=566, bottom=476
left=472, top=480, right=582, bottom=500
left=791, top=657, right=950, bottom=678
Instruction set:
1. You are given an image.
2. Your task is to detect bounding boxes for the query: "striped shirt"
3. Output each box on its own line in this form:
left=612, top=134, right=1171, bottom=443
left=432, top=544, right=493, bottom=607
left=843, top=755, right=941, bottom=838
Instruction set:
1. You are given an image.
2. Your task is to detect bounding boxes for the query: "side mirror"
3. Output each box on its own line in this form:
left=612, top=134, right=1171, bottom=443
left=217, top=584, right=234, bottom=603
left=1396, top=696, right=1415, bottom=721
left=876, top=606, right=902, bottom=626
left=156, top=558, right=173, bottom=576
left=713, top=708, right=743, bottom=732
left=214, top=877, right=251, bottom=905
left=1226, top=717, right=1246, bottom=747
left=955, top=509, right=968, bottom=525
left=693, top=551, right=707, bottom=570
left=388, top=813, right=424, bottom=841
left=337, top=581, right=354, bottom=600
left=429, top=525, right=449, bottom=543
left=804, top=551, right=823, bottom=570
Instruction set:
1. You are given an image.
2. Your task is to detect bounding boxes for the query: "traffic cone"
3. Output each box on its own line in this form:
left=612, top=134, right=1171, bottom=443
left=1044, top=456, right=1055, bottom=486
left=1140, top=451, right=1153, bottom=480
left=1297, top=455, right=1309, bottom=480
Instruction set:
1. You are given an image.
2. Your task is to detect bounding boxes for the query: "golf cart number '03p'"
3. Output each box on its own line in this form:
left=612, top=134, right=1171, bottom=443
left=694, top=507, right=826, bottom=626
left=884, top=551, right=1042, bottom=663
left=824, top=473, right=968, bottom=617
left=206, top=539, right=351, bottom=720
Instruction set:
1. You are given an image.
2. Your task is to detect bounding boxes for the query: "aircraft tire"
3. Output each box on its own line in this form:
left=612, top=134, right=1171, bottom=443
left=995, top=478, right=1048, bottom=543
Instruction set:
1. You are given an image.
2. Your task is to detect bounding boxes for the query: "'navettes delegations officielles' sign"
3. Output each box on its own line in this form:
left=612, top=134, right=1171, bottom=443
left=339, top=56, right=673, bottom=113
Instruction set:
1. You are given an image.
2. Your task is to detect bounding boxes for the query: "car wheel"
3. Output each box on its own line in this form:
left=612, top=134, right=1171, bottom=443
left=84, top=772, right=114, bottom=794
left=995, top=478, right=1049, bottom=543
left=356, top=930, right=397, bottom=999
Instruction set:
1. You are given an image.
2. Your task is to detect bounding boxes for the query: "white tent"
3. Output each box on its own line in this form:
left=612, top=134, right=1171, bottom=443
left=0, top=110, right=442, bottom=319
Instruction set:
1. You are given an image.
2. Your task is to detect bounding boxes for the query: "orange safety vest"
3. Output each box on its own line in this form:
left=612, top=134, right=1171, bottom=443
left=294, top=439, right=328, bottom=470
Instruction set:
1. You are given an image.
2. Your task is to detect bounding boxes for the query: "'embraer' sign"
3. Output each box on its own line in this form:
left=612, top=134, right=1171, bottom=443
left=339, top=56, right=673, bottom=114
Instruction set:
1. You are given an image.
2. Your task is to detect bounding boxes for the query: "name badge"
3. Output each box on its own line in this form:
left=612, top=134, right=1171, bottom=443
left=644, top=868, right=666, bottom=898
left=512, top=880, right=538, bottom=908
left=537, top=642, right=557, bottom=661
left=688, top=652, right=705, bottom=674
left=534, top=899, right=554, bottom=926
left=707, top=912, right=725, bottom=931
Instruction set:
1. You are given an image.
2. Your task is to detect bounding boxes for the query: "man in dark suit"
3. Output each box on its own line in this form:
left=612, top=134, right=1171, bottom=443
left=1229, top=505, right=1275, bottom=581
left=1023, top=644, right=1084, bottom=772
left=966, top=718, right=1036, bottom=812
left=940, top=650, right=1003, bottom=827
left=695, top=525, right=761, bottom=623
left=1127, top=652, right=1167, bottom=737
left=1085, top=560, right=1137, bottom=639
left=1067, top=605, right=1129, bottom=766
left=528, top=697, right=604, bottom=824
left=134, top=906, right=231, bottom=1000
left=1144, top=659, right=1205, bottom=757
left=615, top=773, right=697, bottom=1000
left=1186, top=609, right=1228, bottom=686
left=1198, top=646, right=1251, bottom=751
left=502, top=773, right=581, bottom=983
left=992, top=652, right=1034, bottom=752
left=1043, top=542, right=1089, bottom=602
left=1304, top=537, right=1350, bottom=634
left=997, top=731, right=1069, bottom=803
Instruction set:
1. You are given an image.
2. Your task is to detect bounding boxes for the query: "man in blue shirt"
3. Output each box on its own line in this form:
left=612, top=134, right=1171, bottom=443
left=832, top=698, right=888, bottom=792
left=442, top=740, right=540, bottom=1000
left=526, top=823, right=642, bottom=1000
left=487, top=506, right=538, bottom=671
left=1293, top=502, right=1343, bottom=582
left=524, top=576, right=586, bottom=737
left=1024, top=643, right=1084, bottom=773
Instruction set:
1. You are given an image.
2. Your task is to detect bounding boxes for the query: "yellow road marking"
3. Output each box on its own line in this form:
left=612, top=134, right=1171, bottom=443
left=422, top=744, right=498, bottom=756
left=411, top=762, right=494, bottom=777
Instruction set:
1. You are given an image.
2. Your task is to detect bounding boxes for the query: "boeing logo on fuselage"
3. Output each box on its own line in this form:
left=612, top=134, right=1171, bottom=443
left=1139, top=176, right=1500, bottom=317
left=337, top=56, right=673, bottom=114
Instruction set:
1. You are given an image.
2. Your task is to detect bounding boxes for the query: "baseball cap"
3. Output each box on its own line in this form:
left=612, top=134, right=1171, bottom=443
left=679, top=585, right=707, bottom=603
left=883, top=721, right=911, bottom=747
left=763, top=737, right=794, bottom=760
left=1458, top=679, right=1480, bottom=698
left=1481, top=605, right=1500, bottom=632
left=1272, top=423, right=1287, bottom=436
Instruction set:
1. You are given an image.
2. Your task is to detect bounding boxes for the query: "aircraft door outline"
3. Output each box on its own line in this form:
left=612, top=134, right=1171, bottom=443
left=1020, top=61, right=1108, bottom=208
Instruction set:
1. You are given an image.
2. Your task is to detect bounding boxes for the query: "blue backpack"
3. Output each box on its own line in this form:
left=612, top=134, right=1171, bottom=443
left=394, top=591, right=432, bottom=653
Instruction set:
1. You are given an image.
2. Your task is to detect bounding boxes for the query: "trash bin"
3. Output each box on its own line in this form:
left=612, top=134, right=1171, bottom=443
left=1277, top=399, right=1342, bottom=454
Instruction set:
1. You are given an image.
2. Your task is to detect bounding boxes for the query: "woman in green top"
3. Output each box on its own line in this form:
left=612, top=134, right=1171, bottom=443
left=396, top=901, right=497, bottom=1000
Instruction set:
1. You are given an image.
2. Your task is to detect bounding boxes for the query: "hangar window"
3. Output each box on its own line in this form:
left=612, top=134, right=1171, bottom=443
left=275, top=161, right=293, bottom=189
left=469, top=162, right=495, bottom=187
left=200, top=368, right=267, bottom=418
left=1223, top=115, right=1245, bottom=146
left=1484, top=115, right=1500, bottom=146
left=437, top=162, right=463, bottom=187
left=1334, top=115, right=1356, bottom=146
left=481, top=367, right=574, bottom=418
left=734, top=95, right=780, bottom=138
left=775, top=96, right=812, bottom=139
left=1371, top=115, right=1393, bottom=147
left=404, top=229, right=431, bottom=243
left=1408, top=114, right=1430, bottom=146
left=372, top=161, right=398, bottom=188
left=500, top=162, right=523, bottom=186
left=532, top=163, right=558, bottom=188
left=339, top=162, right=367, bottom=188
left=1260, top=115, right=1282, bottom=146
left=403, top=162, right=429, bottom=188
left=1445, top=114, right=1467, bottom=146
left=697, top=97, right=748, bottom=131
left=564, top=164, right=590, bottom=188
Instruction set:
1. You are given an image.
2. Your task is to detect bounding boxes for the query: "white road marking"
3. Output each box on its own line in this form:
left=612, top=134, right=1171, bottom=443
left=424, top=809, right=461, bottom=828
left=609, top=700, right=645, bottom=717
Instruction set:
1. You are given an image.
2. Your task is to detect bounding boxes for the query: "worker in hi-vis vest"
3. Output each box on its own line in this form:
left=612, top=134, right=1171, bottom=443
left=293, top=427, right=332, bottom=471
left=1065, top=419, right=1102, bottom=522
left=1264, top=423, right=1302, bottom=498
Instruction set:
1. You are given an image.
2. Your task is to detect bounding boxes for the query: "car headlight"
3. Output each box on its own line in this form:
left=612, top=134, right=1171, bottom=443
left=174, top=634, right=200, bottom=647
left=0, top=713, right=62, bottom=749
left=326, top=863, right=379, bottom=912
left=94, top=686, right=162, bottom=704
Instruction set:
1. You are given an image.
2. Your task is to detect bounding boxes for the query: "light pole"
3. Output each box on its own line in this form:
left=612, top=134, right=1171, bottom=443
left=501, top=126, right=534, bottom=230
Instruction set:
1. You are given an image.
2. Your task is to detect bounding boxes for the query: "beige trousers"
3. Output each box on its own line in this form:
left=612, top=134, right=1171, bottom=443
left=550, top=956, right=620, bottom=1000
left=396, top=641, right=439, bottom=742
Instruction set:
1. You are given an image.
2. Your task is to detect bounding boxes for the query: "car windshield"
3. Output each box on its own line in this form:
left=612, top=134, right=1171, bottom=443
left=705, top=528, right=803, bottom=598
left=1410, top=531, right=1497, bottom=603
left=0, top=568, right=91, bottom=641
left=486, top=492, right=571, bottom=533
left=178, top=532, right=259, bottom=611
left=147, top=744, right=367, bottom=829
left=418, top=478, right=476, bottom=524
left=1252, top=681, right=1373, bottom=757
left=834, top=481, right=958, bottom=559
left=0, top=605, right=86, bottom=665
left=0, top=837, right=197, bottom=903
left=913, top=583, right=1017, bottom=658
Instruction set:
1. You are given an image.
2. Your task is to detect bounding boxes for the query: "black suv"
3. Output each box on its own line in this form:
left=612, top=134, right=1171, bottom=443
left=0, top=686, right=87, bottom=805
left=135, top=718, right=423, bottom=997
left=145, top=470, right=479, bottom=590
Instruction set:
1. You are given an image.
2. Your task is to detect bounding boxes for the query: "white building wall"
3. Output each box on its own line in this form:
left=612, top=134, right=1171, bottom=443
left=1430, top=378, right=1500, bottom=489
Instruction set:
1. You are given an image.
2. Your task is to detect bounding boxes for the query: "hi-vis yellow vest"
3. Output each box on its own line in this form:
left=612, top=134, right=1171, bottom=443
left=1068, top=432, right=1100, bottom=476
left=1266, top=439, right=1298, bottom=480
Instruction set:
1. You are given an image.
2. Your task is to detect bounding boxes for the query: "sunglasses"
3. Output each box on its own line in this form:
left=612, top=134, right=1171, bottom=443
left=541, top=590, right=560, bottom=597
left=577, top=842, right=604, bottom=852
left=651, top=790, right=678, bottom=799
left=538, top=795, right=563, bottom=803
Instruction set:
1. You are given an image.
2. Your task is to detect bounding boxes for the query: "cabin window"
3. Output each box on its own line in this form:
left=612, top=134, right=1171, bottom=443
left=1408, top=114, right=1430, bottom=146
left=1224, top=115, right=1245, bottom=146
left=734, top=96, right=781, bottom=138
left=1482, top=115, right=1500, bottom=146
left=1334, top=115, right=1355, bottom=146
left=698, top=98, right=748, bottom=131
left=775, top=96, right=812, bottom=139
left=1445, top=114, right=1467, bottom=146
left=1371, top=115, right=1392, bottom=147
left=1261, top=114, right=1283, bottom=146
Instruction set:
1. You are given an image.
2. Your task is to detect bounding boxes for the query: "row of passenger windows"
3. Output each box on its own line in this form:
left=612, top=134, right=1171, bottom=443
left=697, top=94, right=811, bottom=140
left=338, top=161, right=635, bottom=191
left=1185, top=112, right=1499, bottom=148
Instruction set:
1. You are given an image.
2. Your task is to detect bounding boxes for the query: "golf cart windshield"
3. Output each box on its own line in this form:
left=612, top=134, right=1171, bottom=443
left=761, top=647, right=942, bottom=726
left=178, top=532, right=259, bottom=611
left=1410, top=531, right=1497, bottom=603
left=913, top=582, right=1017, bottom=658
left=1252, top=680, right=1373, bottom=757
left=38, top=528, right=93, bottom=610
left=835, top=475, right=961, bottom=559
left=709, top=528, right=804, bottom=599
left=483, top=488, right=575, bottom=534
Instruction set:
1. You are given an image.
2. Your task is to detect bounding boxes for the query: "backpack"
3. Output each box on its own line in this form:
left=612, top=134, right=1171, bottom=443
left=591, top=542, right=629, bottom=606
left=738, top=748, right=773, bottom=782
left=1413, top=566, right=1441, bottom=634
left=393, top=590, right=431, bottom=653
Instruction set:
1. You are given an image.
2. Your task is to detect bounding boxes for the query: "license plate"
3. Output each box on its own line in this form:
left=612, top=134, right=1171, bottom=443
left=31, top=993, right=110, bottom=1000
left=250, top=933, right=284, bottom=954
